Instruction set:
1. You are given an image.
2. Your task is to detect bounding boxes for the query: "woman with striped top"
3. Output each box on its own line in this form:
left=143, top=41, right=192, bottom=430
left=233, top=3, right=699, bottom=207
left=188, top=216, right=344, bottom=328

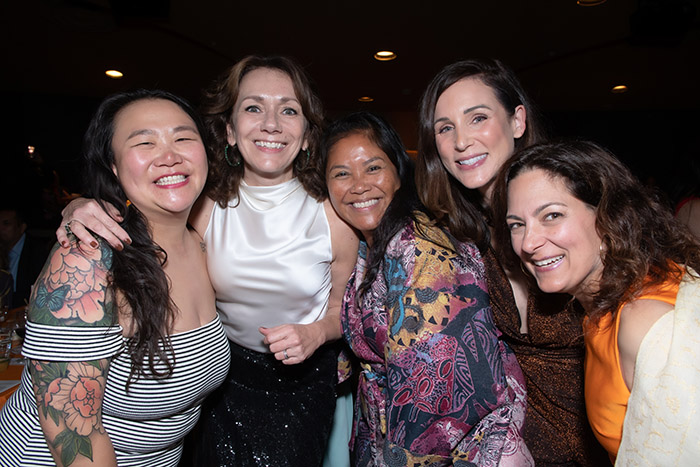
left=0, top=89, right=230, bottom=466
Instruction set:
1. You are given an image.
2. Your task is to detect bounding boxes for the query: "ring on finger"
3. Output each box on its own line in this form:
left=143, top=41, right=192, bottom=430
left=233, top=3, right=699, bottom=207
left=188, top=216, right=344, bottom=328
left=64, top=220, right=84, bottom=238
left=283, top=349, right=289, bottom=360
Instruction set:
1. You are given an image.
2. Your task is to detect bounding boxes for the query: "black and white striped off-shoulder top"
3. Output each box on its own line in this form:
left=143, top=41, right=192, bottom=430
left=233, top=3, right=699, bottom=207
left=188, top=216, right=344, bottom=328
left=0, top=314, right=230, bottom=466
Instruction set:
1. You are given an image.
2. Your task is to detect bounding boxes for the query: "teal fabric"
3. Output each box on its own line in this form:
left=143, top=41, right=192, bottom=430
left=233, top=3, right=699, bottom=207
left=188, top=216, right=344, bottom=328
left=323, top=382, right=353, bottom=467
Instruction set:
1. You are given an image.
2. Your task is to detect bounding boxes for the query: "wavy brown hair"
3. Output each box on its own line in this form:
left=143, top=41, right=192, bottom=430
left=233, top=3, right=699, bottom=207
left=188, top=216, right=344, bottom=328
left=416, top=58, right=546, bottom=250
left=201, top=55, right=326, bottom=205
left=493, top=140, right=700, bottom=324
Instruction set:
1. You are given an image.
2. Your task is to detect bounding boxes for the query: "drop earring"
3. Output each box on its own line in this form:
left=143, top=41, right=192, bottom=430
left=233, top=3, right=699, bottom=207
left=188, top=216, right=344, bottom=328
left=225, top=143, right=241, bottom=167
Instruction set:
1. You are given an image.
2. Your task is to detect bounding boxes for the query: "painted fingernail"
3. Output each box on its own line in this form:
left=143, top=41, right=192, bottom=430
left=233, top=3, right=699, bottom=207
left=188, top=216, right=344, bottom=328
left=90, top=241, right=98, bottom=248
left=125, top=238, right=132, bottom=245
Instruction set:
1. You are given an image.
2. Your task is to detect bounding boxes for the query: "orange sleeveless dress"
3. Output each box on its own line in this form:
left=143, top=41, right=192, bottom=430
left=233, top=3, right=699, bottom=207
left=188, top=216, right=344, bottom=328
left=583, top=276, right=679, bottom=460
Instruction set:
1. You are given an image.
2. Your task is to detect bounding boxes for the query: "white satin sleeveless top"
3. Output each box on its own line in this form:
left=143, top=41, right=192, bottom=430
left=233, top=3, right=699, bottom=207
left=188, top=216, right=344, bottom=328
left=204, top=178, right=333, bottom=353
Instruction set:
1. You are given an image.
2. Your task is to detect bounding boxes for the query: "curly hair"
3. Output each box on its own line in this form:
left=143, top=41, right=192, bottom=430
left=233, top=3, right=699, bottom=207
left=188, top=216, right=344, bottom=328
left=493, top=140, right=700, bottom=323
left=201, top=55, right=326, bottom=205
left=416, top=58, right=546, bottom=251
left=82, top=89, right=208, bottom=386
left=320, top=111, right=430, bottom=298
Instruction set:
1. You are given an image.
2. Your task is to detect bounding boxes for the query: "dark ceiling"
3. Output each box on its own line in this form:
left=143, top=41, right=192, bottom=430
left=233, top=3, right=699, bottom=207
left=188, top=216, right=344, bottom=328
left=4, top=0, right=699, bottom=111
left=1, top=0, right=699, bottom=201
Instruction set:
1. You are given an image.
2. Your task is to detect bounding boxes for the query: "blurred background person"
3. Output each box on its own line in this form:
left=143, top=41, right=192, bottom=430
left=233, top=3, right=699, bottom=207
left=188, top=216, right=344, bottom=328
left=0, top=204, right=51, bottom=309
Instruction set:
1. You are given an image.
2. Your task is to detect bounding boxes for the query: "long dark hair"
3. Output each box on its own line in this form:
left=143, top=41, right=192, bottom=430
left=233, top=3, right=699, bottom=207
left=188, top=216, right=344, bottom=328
left=83, top=89, right=208, bottom=384
left=417, top=58, right=546, bottom=250
left=201, top=55, right=326, bottom=205
left=320, top=111, right=424, bottom=296
left=493, top=140, right=700, bottom=323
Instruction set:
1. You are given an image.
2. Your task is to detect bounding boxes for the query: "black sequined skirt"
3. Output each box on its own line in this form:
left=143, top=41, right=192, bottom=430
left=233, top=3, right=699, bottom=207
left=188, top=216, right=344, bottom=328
left=183, top=339, right=337, bottom=467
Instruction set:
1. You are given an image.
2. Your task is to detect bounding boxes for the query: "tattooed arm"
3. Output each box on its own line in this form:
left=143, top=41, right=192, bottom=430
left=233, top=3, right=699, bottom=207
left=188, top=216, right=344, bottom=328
left=28, top=240, right=118, bottom=467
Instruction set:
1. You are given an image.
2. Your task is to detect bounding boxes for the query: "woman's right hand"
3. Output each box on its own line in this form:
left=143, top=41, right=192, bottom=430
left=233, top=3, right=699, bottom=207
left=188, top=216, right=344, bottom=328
left=56, top=198, right=131, bottom=250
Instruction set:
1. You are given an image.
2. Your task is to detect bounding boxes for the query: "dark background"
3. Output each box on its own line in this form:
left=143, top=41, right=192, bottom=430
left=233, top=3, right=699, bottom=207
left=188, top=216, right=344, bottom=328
left=2, top=0, right=698, bottom=227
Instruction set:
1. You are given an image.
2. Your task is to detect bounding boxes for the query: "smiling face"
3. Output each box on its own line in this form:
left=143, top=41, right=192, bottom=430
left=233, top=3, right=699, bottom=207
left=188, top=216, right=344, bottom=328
left=326, top=132, right=401, bottom=246
left=111, top=98, right=208, bottom=222
left=227, top=67, right=308, bottom=186
left=433, top=77, right=525, bottom=200
left=506, top=168, right=603, bottom=302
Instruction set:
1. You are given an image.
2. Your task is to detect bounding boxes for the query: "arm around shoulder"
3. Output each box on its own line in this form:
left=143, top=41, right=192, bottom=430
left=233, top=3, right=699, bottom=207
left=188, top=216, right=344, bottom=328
left=56, top=197, right=128, bottom=251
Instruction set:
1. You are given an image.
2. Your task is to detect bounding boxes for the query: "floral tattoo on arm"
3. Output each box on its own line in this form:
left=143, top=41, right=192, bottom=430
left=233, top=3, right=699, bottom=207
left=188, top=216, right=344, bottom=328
left=28, top=240, right=116, bottom=466
left=31, top=359, right=109, bottom=465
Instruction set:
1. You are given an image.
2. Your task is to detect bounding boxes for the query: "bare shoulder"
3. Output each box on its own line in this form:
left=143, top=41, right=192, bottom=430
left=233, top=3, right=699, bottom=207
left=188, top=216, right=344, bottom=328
left=28, top=240, right=115, bottom=327
left=324, top=200, right=359, bottom=261
left=189, top=196, right=216, bottom=236
left=677, top=199, right=700, bottom=240
left=619, top=298, right=674, bottom=342
left=618, top=298, right=673, bottom=388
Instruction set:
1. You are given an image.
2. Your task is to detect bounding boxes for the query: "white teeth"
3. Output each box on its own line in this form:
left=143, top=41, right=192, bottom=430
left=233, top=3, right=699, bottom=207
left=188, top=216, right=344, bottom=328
left=534, top=255, right=563, bottom=267
left=352, top=199, right=378, bottom=209
left=458, top=154, right=487, bottom=166
left=255, top=141, right=285, bottom=149
left=156, top=175, right=186, bottom=186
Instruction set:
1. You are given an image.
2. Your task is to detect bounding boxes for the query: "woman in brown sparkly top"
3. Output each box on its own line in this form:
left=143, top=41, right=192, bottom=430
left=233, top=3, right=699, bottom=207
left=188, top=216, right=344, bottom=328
left=415, top=58, right=610, bottom=466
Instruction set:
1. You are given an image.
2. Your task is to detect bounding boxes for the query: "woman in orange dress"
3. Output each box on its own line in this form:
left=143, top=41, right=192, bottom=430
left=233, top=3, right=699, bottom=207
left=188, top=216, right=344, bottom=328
left=495, top=140, right=700, bottom=464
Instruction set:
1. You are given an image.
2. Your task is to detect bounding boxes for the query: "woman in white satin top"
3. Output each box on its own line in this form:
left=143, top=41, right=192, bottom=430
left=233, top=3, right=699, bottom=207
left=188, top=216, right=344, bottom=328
left=55, top=56, right=358, bottom=467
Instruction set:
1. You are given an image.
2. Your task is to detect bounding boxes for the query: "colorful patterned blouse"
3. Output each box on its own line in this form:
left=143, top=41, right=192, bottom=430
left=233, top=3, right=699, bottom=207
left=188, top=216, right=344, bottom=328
left=341, top=216, right=532, bottom=466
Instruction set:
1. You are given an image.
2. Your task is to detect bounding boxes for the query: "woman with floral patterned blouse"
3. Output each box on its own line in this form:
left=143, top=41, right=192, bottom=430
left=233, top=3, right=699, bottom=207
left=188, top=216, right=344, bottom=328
left=321, top=111, right=532, bottom=466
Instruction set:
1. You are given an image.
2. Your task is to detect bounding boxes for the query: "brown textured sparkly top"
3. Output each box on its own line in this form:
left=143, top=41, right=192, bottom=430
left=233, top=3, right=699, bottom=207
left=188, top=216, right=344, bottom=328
left=483, top=247, right=610, bottom=466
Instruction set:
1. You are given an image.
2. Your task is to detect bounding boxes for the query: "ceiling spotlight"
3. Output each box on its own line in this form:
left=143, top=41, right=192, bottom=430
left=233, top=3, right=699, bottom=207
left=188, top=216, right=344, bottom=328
left=373, top=51, right=396, bottom=61
left=577, top=0, right=607, bottom=5
left=611, top=85, right=628, bottom=93
left=358, top=96, right=374, bottom=102
left=105, top=70, right=124, bottom=79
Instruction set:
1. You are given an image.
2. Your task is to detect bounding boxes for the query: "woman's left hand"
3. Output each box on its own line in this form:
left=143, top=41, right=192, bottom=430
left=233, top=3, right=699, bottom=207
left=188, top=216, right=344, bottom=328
left=260, top=323, right=325, bottom=365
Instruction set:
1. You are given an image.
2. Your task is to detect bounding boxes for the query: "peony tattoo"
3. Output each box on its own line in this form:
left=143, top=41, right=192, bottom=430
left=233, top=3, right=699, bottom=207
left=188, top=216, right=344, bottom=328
left=31, top=359, right=109, bottom=466
left=30, top=241, right=113, bottom=327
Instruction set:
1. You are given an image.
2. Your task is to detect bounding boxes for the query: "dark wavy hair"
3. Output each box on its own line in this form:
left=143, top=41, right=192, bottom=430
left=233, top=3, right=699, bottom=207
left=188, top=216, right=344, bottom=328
left=82, top=89, right=208, bottom=385
left=320, top=111, right=426, bottom=297
left=201, top=55, right=326, bottom=205
left=493, top=140, right=700, bottom=324
left=417, top=58, right=546, bottom=251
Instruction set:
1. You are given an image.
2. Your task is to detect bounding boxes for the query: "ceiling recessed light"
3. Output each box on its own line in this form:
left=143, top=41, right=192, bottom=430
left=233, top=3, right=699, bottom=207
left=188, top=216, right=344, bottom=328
left=577, top=0, right=607, bottom=5
left=358, top=96, right=374, bottom=102
left=373, top=51, right=396, bottom=61
left=105, top=70, right=124, bottom=79
left=611, top=85, right=628, bottom=93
